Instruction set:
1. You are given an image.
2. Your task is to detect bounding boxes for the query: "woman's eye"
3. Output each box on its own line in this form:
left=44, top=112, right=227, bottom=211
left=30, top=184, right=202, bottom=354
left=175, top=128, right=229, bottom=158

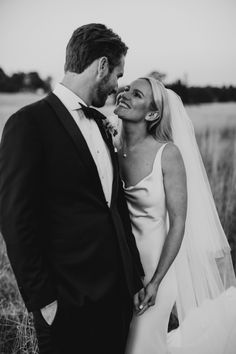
left=133, top=91, right=141, bottom=98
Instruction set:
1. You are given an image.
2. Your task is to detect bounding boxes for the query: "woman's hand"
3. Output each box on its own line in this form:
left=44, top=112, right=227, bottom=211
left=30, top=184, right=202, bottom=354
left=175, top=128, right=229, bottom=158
left=135, top=281, right=159, bottom=316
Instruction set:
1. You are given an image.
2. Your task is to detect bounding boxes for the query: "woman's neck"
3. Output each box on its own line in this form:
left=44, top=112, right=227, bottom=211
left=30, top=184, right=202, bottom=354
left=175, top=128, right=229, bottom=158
left=122, top=121, right=148, bottom=148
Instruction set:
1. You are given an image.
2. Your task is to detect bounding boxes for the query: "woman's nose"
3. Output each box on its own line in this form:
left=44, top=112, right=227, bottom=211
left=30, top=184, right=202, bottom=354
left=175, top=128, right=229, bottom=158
left=121, top=90, right=130, bottom=100
left=116, top=92, right=124, bottom=105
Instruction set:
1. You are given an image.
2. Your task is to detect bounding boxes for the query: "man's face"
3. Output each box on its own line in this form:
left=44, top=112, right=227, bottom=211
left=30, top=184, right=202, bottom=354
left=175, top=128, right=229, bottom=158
left=92, top=56, right=125, bottom=107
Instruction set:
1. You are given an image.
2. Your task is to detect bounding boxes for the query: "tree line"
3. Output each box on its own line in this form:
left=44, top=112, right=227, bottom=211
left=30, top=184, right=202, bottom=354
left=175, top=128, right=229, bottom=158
left=167, top=79, right=236, bottom=104
left=116, top=71, right=236, bottom=105
left=1, top=68, right=236, bottom=104
left=0, top=68, right=52, bottom=93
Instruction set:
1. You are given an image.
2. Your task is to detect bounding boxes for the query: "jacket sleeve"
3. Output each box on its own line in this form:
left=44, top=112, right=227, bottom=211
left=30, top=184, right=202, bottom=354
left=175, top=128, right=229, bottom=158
left=0, top=111, right=56, bottom=312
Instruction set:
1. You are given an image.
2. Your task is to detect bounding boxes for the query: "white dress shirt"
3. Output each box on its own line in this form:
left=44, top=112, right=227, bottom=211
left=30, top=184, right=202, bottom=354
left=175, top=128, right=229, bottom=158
left=53, top=83, right=113, bottom=206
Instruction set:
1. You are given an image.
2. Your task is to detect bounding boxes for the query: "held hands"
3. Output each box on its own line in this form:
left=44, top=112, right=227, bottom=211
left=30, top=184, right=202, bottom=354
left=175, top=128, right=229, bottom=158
left=134, top=281, right=159, bottom=316
left=40, top=300, right=58, bottom=325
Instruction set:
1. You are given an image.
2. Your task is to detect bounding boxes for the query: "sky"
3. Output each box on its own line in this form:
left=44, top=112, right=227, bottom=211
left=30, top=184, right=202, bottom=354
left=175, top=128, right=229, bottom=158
left=0, top=0, right=236, bottom=87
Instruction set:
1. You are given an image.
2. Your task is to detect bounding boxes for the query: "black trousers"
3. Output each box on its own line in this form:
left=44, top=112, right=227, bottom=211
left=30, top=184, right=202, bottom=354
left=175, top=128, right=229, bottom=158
left=33, top=287, right=133, bottom=354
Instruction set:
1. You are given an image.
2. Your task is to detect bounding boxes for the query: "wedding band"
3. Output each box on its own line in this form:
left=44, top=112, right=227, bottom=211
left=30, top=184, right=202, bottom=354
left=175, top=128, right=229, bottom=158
left=139, top=304, right=144, bottom=310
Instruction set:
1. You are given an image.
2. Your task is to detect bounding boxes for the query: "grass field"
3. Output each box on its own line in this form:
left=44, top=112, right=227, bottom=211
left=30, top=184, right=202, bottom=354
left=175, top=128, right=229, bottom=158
left=0, top=93, right=236, bottom=353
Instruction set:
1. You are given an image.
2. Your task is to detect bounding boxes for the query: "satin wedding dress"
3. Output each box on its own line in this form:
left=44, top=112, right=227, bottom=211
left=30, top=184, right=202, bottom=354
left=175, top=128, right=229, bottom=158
left=124, top=144, right=236, bottom=354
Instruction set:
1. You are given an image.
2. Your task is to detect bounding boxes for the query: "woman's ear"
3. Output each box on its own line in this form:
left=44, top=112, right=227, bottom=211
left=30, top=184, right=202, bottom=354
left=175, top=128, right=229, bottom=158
left=97, top=56, right=109, bottom=78
left=145, top=111, right=160, bottom=122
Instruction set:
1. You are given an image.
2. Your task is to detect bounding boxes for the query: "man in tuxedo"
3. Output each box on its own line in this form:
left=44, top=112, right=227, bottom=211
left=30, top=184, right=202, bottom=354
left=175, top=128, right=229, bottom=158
left=0, top=23, right=144, bottom=354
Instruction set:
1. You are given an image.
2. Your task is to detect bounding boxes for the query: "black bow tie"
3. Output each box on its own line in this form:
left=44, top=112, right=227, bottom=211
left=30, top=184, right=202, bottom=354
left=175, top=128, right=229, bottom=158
left=79, top=103, right=115, bottom=149
left=79, top=103, right=105, bottom=121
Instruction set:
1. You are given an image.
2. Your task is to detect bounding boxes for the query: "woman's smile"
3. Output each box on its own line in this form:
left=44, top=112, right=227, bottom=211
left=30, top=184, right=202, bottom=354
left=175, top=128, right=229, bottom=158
left=118, top=99, right=131, bottom=109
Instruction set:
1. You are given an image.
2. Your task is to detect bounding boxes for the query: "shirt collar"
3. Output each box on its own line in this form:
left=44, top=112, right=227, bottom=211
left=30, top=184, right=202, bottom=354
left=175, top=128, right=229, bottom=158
left=53, top=83, right=88, bottom=111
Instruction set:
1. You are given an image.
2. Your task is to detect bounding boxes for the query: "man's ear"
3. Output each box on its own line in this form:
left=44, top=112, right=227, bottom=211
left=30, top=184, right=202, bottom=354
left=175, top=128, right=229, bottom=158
left=97, top=56, right=109, bottom=78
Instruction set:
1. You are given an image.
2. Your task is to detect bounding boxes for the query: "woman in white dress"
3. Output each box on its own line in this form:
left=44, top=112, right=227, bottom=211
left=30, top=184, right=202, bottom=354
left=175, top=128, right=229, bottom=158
left=114, top=77, right=236, bottom=354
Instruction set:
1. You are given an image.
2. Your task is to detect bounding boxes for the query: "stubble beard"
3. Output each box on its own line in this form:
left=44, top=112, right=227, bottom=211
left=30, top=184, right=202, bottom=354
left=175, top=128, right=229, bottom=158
left=92, top=74, right=111, bottom=108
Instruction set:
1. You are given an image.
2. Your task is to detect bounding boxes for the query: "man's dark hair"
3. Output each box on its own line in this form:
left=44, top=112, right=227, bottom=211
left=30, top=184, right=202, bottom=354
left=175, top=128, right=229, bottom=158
left=64, top=23, right=128, bottom=74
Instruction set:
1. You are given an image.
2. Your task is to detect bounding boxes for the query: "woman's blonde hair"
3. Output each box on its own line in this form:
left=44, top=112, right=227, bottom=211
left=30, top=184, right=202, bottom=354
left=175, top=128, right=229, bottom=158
left=140, top=77, right=173, bottom=142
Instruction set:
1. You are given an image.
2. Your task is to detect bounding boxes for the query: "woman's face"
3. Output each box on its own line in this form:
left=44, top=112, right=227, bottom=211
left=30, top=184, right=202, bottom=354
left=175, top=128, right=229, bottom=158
left=114, top=79, right=154, bottom=122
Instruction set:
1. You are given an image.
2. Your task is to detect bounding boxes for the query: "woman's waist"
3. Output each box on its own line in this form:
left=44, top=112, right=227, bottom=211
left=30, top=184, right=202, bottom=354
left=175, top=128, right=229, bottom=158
left=130, top=217, right=167, bottom=239
left=126, top=202, right=166, bottom=220
left=129, top=213, right=166, bottom=226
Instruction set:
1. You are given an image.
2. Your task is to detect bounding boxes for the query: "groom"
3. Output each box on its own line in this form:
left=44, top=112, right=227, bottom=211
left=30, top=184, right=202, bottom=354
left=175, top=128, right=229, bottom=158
left=0, top=24, right=144, bottom=354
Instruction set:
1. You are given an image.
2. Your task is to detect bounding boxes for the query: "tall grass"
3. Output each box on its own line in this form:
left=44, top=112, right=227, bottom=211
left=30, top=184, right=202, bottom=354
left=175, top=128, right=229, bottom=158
left=0, top=95, right=236, bottom=353
left=0, top=238, right=37, bottom=354
left=196, top=127, right=236, bottom=266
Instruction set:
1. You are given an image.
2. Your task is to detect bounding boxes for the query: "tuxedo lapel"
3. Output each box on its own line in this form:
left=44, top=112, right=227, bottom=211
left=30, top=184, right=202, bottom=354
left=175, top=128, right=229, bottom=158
left=94, top=117, right=119, bottom=208
left=45, top=93, right=107, bottom=201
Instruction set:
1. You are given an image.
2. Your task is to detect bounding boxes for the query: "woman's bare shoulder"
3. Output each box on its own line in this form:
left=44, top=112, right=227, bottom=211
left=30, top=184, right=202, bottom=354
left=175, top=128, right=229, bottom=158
left=161, top=143, right=185, bottom=173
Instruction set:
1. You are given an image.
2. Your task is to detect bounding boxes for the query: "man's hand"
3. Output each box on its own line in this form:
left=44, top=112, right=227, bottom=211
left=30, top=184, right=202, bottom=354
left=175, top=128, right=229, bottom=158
left=40, top=300, right=58, bottom=325
left=134, top=282, right=159, bottom=316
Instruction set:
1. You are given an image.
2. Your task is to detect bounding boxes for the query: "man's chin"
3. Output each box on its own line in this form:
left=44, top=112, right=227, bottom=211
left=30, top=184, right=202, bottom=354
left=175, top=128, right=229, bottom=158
left=92, top=96, right=108, bottom=108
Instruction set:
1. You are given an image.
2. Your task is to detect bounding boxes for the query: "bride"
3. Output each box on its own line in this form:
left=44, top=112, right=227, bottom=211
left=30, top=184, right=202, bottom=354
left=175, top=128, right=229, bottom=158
left=114, top=77, right=236, bottom=354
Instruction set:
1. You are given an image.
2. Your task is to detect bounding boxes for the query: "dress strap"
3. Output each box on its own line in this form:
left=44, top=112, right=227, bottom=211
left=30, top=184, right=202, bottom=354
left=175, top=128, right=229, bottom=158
left=153, top=143, right=168, bottom=166
left=158, top=143, right=168, bottom=155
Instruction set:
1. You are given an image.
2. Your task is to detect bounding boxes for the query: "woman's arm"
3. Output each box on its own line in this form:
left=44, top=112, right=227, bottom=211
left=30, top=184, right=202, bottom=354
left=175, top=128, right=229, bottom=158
left=136, top=143, right=187, bottom=315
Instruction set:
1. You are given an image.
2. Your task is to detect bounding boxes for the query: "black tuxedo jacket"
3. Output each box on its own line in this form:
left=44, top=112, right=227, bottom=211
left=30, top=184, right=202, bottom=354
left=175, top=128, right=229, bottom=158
left=0, top=93, right=144, bottom=312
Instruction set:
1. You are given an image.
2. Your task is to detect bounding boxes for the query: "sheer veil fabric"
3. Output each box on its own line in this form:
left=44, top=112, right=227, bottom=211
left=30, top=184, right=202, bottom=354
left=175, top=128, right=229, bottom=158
left=165, top=88, right=236, bottom=321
